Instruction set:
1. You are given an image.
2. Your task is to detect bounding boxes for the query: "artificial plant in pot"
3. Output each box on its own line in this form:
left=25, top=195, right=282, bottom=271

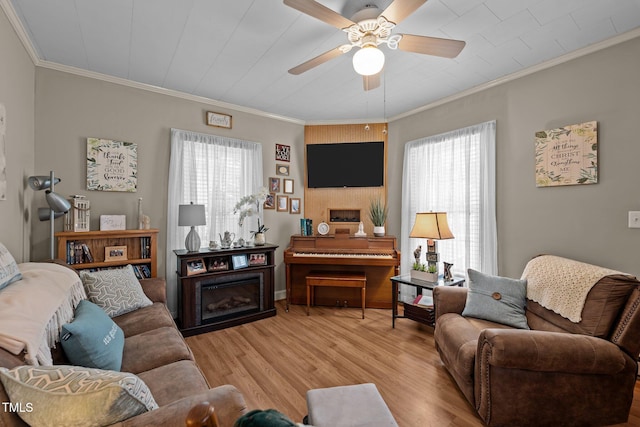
left=368, top=197, right=388, bottom=237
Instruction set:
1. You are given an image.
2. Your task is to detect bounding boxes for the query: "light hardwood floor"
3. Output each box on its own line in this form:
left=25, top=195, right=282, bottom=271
left=186, top=301, right=640, bottom=426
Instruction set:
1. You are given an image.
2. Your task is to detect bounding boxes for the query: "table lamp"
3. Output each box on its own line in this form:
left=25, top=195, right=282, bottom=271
left=179, top=202, right=206, bottom=252
left=409, top=212, right=454, bottom=277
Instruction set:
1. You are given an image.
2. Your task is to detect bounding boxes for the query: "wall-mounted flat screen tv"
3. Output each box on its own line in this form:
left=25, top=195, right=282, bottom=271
left=306, top=141, right=384, bottom=188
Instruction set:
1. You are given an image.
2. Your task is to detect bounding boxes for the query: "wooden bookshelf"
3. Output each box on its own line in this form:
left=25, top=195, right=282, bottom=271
left=55, top=229, right=158, bottom=278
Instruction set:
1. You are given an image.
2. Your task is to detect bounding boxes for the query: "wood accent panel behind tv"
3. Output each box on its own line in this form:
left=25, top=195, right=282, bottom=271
left=304, top=123, right=388, bottom=236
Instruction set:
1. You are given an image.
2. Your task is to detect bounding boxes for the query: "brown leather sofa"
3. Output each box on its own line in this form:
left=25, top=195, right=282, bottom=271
left=0, top=277, right=248, bottom=427
left=433, top=256, right=640, bottom=427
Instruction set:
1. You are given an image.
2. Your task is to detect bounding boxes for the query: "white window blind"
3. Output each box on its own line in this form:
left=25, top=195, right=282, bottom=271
left=165, top=128, right=263, bottom=312
left=400, top=121, right=497, bottom=293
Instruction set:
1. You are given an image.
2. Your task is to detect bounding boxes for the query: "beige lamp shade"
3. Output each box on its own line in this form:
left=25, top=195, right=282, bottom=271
left=409, top=212, right=454, bottom=240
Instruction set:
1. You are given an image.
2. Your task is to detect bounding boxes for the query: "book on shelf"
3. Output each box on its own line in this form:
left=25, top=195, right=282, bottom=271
left=140, top=236, right=151, bottom=259
left=412, top=294, right=433, bottom=307
left=82, top=243, right=93, bottom=262
left=300, top=218, right=313, bottom=236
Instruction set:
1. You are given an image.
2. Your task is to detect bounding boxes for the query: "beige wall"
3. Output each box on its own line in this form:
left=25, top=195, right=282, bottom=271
left=388, top=35, right=640, bottom=279
left=0, top=5, right=35, bottom=262
left=34, top=68, right=304, bottom=312
left=8, top=0, right=640, bottom=307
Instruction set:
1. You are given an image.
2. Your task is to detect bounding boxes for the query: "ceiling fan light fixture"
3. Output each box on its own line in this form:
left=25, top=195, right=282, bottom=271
left=353, top=45, right=385, bottom=76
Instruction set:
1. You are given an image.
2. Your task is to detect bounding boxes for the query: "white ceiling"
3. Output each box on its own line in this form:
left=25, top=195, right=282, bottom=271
left=5, top=0, right=640, bottom=123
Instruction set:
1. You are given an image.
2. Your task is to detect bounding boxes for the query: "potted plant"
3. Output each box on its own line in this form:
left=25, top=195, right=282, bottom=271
left=251, top=219, right=269, bottom=246
left=410, top=262, right=438, bottom=282
left=368, top=197, right=388, bottom=237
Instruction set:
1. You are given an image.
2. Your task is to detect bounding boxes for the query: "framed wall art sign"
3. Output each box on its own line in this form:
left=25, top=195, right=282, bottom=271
left=275, top=144, right=290, bottom=162
left=535, top=121, right=598, bottom=187
left=87, top=138, right=137, bottom=192
left=206, top=111, right=232, bottom=129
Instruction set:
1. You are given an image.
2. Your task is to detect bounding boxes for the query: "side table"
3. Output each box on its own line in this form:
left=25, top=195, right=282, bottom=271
left=391, top=274, right=464, bottom=328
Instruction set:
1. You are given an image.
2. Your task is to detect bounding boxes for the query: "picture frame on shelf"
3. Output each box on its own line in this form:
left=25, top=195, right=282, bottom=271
left=276, top=164, right=289, bottom=176
left=269, top=177, right=280, bottom=193
left=264, top=193, right=275, bottom=210
left=104, top=245, right=127, bottom=262
left=275, top=144, right=290, bottom=162
left=283, top=179, right=294, bottom=194
left=277, top=195, right=288, bottom=212
left=231, top=254, right=248, bottom=270
left=290, top=198, right=301, bottom=214
left=207, top=257, right=229, bottom=271
left=249, top=253, right=267, bottom=266
left=186, top=258, right=207, bottom=276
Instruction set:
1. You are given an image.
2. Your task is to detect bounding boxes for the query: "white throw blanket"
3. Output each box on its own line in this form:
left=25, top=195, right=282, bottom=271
left=0, top=262, right=86, bottom=365
left=522, top=255, right=632, bottom=323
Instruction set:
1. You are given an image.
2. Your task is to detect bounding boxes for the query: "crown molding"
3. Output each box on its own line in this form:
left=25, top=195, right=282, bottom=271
left=0, top=0, right=40, bottom=64
left=390, top=27, right=640, bottom=122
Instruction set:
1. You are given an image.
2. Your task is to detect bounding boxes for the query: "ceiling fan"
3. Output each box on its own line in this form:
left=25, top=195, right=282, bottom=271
left=284, top=0, right=466, bottom=91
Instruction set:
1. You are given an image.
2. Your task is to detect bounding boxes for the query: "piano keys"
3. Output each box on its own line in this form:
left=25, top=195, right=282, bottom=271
left=284, top=235, right=400, bottom=310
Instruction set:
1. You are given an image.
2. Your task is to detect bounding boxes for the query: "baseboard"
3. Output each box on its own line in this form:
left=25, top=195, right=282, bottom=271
left=275, top=290, right=286, bottom=301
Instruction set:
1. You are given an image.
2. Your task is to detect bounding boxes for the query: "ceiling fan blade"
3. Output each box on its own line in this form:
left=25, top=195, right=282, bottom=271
left=380, top=0, right=427, bottom=25
left=284, top=0, right=355, bottom=29
left=398, top=34, right=466, bottom=58
left=363, top=73, right=380, bottom=91
left=288, top=46, right=346, bottom=75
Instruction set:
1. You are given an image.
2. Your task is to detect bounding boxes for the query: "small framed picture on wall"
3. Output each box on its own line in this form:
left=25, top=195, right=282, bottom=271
left=277, top=195, right=288, bottom=212
left=283, top=179, right=294, bottom=194
left=290, top=198, right=301, bottom=214
left=264, top=193, right=275, bottom=210
left=276, top=164, right=289, bottom=176
left=269, top=177, right=280, bottom=192
left=275, top=144, right=290, bottom=162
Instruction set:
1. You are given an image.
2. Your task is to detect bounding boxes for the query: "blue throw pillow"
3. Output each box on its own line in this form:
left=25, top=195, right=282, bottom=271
left=61, top=300, right=125, bottom=370
left=461, top=268, right=529, bottom=329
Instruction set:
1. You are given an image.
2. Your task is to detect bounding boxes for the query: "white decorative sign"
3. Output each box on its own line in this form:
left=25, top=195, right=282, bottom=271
left=206, top=111, right=232, bottom=129
left=100, top=215, right=126, bottom=230
left=87, top=137, right=137, bottom=192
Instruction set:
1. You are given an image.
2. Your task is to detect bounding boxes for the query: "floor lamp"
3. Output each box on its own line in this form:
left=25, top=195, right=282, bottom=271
left=28, top=171, right=71, bottom=259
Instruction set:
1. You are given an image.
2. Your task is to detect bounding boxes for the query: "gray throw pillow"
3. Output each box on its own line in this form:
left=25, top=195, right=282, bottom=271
left=0, top=365, right=158, bottom=427
left=0, top=242, right=22, bottom=290
left=80, top=265, right=152, bottom=317
left=462, top=268, right=529, bottom=329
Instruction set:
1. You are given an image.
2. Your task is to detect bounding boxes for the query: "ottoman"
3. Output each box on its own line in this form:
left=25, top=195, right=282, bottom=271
left=306, top=383, right=398, bottom=427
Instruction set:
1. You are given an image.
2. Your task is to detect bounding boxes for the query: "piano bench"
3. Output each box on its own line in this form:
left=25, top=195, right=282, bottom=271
left=306, top=271, right=367, bottom=319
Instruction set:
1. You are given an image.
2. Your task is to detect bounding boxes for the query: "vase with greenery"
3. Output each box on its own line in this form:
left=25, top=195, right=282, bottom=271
left=368, top=197, right=388, bottom=237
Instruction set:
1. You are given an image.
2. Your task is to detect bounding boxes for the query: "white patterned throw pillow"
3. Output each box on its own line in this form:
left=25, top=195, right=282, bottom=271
left=0, top=242, right=22, bottom=291
left=80, top=265, right=152, bottom=317
left=0, top=365, right=158, bottom=427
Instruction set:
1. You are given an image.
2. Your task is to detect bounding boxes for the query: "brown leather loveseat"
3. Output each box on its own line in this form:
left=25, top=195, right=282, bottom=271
left=433, top=255, right=640, bottom=427
left=0, top=265, right=248, bottom=426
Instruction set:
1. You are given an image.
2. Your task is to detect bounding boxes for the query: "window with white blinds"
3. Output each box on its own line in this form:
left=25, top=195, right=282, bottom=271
left=400, top=121, right=497, bottom=284
left=165, top=128, right=263, bottom=311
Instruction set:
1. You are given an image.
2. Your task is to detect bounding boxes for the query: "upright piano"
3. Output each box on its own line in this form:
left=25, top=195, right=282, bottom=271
left=284, top=235, right=400, bottom=310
